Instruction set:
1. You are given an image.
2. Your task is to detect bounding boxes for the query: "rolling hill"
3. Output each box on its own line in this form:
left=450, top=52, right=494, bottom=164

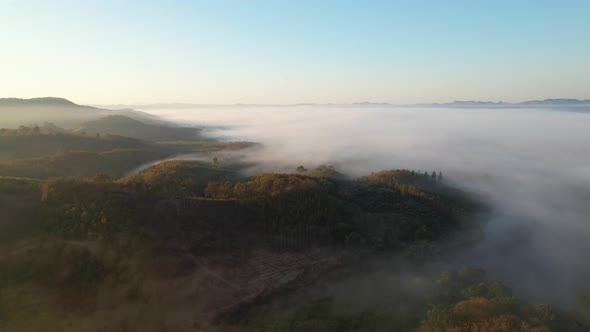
left=0, top=97, right=164, bottom=128
left=77, top=115, right=202, bottom=141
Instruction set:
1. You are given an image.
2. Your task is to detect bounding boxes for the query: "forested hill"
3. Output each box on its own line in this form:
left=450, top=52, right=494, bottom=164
left=42, top=164, right=481, bottom=246
left=2, top=163, right=590, bottom=330
left=0, top=97, right=160, bottom=128
left=77, top=115, right=202, bottom=141
left=0, top=97, right=80, bottom=107
left=0, top=114, right=253, bottom=179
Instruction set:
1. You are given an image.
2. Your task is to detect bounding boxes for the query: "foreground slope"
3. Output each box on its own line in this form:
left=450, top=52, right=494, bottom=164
left=1, top=164, right=589, bottom=331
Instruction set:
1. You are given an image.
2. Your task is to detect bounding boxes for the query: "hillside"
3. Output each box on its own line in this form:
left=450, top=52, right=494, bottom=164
left=78, top=115, right=202, bottom=141
left=0, top=132, right=147, bottom=161
left=0, top=128, right=256, bottom=179
left=0, top=97, right=164, bottom=128
left=0, top=97, right=79, bottom=107
left=1, top=164, right=588, bottom=331
left=120, top=160, right=245, bottom=195
left=0, top=149, right=172, bottom=179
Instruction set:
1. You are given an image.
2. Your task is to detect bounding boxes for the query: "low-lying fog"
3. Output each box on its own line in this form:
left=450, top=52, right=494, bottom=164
left=143, top=105, right=590, bottom=307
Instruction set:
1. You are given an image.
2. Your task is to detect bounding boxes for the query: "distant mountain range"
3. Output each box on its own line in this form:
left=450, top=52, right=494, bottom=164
left=414, top=99, right=590, bottom=108
left=2, top=97, right=590, bottom=115
left=95, top=98, right=590, bottom=109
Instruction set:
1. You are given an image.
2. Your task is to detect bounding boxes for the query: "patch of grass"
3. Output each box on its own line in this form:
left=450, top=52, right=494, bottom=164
left=0, top=149, right=171, bottom=179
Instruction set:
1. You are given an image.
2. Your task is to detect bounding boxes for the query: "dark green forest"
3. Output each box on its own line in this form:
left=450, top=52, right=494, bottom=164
left=2, top=163, right=590, bottom=331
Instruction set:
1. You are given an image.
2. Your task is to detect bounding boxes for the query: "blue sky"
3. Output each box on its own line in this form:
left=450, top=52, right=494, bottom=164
left=1, top=0, right=589, bottom=104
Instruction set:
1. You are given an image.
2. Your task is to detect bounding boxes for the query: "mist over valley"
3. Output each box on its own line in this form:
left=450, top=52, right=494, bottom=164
left=3, top=1, right=590, bottom=330
left=138, top=104, right=590, bottom=307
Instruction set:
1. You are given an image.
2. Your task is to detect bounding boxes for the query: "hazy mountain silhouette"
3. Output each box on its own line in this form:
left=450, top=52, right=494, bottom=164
left=0, top=97, right=80, bottom=107
left=0, top=97, right=164, bottom=128
left=96, top=98, right=590, bottom=109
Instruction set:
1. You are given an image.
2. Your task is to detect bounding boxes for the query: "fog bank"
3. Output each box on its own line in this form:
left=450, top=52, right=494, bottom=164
left=141, top=105, right=590, bottom=307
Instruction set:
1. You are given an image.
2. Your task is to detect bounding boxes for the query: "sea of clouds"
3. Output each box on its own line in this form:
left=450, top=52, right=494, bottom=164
left=142, top=105, right=590, bottom=307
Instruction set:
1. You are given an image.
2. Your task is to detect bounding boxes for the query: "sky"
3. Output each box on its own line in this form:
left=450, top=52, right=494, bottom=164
left=1, top=0, right=589, bottom=105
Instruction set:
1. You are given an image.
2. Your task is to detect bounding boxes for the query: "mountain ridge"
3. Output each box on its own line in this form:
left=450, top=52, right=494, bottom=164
left=3, top=96, right=590, bottom=110
left=94, top=98, right=590, bottom=109
left=0, top=97, right=168, bottom=128
left=0, top=97, right=83, bottom=107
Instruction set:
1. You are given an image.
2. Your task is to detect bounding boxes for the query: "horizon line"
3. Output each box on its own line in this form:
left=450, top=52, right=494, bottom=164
left=2, top=96, right=590, bottom=108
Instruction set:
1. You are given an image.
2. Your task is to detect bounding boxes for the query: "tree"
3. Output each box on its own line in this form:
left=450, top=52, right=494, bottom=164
left=431, top=171, right=437, bottom=180
left=211, top=157, right=219, bottom=168
left=96, top=133, right=101, bottom=139
left=438, top=171, right=443, bottom=182
left=18, top=125, right=30, bottom=135
left=296, top=165, right=307, bottom=173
